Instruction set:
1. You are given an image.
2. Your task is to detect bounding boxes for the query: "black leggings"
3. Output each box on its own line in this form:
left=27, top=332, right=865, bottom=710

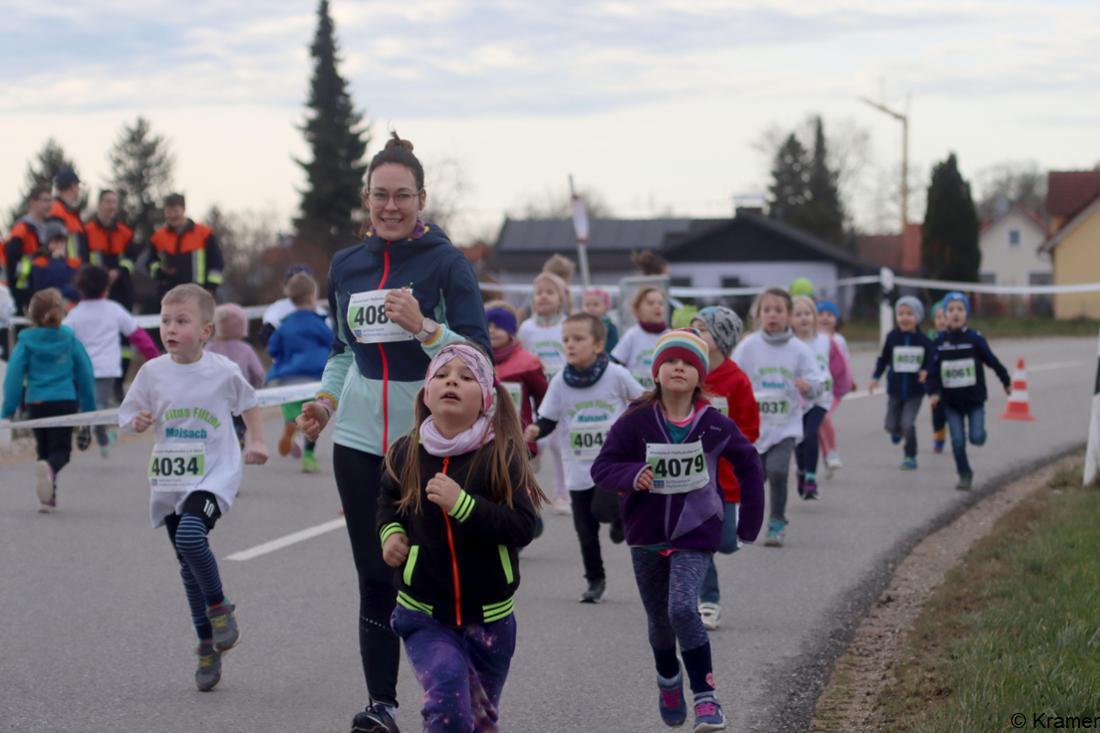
left=28, top=400, right=77, bottom=475
left=333, top=443, right=400, bottom=708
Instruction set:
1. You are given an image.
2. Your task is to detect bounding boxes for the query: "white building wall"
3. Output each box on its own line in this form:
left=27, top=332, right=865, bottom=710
left=978, top=212, right=1051, bottom=285
left=668, top=261, right=840, bottom=293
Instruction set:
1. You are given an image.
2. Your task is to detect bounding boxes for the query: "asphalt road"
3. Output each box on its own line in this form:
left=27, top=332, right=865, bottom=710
left=1, top=337, right=1095, bottom=733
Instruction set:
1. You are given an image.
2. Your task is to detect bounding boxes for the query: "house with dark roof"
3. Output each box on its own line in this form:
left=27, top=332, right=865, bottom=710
left=856, top=223, right=922, bottom=275
left=489, top=210, right=873, bottom=302
left=1039, top=170, right=1100, bottom=319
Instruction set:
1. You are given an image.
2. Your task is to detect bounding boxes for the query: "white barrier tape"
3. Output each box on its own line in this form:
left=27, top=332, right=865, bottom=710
left=891, top=275, right=1100, bottom=296
left=0, top=381, right=322, bottom=431
left=9, top=304, right=270, bottom=329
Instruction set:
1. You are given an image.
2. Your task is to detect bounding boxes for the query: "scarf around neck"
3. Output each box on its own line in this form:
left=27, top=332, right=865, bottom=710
left=639, top=321, right=667, bottom=334
left=493, top=341, right=519, bottom=363
left=419, top=415, right=494, bottom=457
left=563, top=352, right=609, bottom=388
left=761, top=327, right=794, bottom=345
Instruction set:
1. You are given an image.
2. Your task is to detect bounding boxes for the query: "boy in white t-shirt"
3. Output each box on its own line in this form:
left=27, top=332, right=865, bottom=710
left=65, top=265, right=160, bottom=457
left=525, top=313, right=645, bottom=603
left=118, top=284, right=268, bottom=692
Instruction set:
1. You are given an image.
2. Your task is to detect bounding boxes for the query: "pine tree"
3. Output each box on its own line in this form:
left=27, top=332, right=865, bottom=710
left=295, top=0, right=370, bottom=255
left=767, top=133, right=811, bottom=223
left=922, top=153, right=980, bottom=281
left=801, top=116, right=846, bottom=246
left=108, top=116, right=175, bottom=245
left=8, top=139, right=79, bottom=226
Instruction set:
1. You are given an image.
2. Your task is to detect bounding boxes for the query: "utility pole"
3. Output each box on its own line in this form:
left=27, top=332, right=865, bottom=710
left=859, top=95, right=910, bottom=233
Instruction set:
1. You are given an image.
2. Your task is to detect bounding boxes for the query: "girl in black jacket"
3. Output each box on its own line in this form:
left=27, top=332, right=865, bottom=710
left=378, top=343, right=545, bottom=733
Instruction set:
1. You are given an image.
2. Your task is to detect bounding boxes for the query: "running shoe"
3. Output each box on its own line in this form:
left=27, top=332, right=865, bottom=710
left=698, top=602, right=721, bottom=631
left=206, top=601, right=240, bottom=652
left=195, top=640, right=222, bottom=692
left=351, top=702, right=400, bottom=733
left=763, top=518, right=786, bottom=547
left=825, top=452, right=843, bottom=470
left=890, top=433, right=903, bottom=445
left=955, top=473, right=973, bottom=491
left=901, top=456, right=918, bottom=470
left=35, top=460, right=56, bottom=511
left=580, top=578, right=606, bottom=604
left=76, top=426, right=92, bottom=451
left=692, top=695, right=728, bottom=732
left=609, top=518, right=625, bottom=544
left=301, top=452, right=320, bottom=474
left=658, top=669, right=688, bottom=727
left=802, top=479, right=819, bottom=501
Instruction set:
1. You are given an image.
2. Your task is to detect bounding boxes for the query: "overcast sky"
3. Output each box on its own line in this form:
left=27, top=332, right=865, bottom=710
left=4, top=0, right=1098, bottom=242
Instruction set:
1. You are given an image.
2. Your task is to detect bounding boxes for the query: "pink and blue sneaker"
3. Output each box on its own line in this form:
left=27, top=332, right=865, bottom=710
left=658, top=669, right=688, bottom=727
left=692, top=694, right=727, bottom=732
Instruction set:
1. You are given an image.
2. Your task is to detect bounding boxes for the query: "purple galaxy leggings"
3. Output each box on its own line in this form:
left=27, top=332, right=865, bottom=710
left=391, top=606, right=517, bottom=733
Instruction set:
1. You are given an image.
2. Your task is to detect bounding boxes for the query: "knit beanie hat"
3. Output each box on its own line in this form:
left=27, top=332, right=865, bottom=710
left=816, top=300, right=840, bottom=321
left=942, top=291, right=970, bottom=315
left=693, top=306, right=742, bottom=358
left=533, top=271, right=571, bottom=315
left=485, top=307, right=518, bottom=337
left=895, top=295, right=925, bottom=322
left=651, top=328, right=709, bottom=381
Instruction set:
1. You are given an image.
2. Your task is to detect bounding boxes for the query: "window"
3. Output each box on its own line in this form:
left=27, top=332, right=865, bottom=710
left=1028, top=272, right=1052, bottom=286
left=1008, top=229, right=1021, bottom=247
left=979, top=272, right=997, bottom=284
left=669, top=276, right=692, bottom=289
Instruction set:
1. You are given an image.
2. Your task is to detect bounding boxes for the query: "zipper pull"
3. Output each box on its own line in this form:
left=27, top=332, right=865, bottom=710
left=441, top=456, right=450, bottom=476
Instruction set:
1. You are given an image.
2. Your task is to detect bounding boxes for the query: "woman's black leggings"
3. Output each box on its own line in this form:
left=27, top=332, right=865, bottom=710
left=333, top=443, right=400, bottom=708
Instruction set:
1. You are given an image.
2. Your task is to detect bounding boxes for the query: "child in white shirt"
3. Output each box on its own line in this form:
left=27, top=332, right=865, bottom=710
left=118, top=284, right=268, bottom=692
left=611, top=286, right=668, bottom=390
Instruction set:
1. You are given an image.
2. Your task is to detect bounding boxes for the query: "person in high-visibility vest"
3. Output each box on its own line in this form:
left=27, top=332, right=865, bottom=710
left=47, top=168, right=87, bottom=263
left=148, top=193, right=224, bottom=298
left=5, top=185, right=53, bottom=314
left=84, top=190, right=137, bottom=310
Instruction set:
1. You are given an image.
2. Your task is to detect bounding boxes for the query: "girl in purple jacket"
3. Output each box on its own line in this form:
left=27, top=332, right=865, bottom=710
left=591, top=329, right=764, bottom=733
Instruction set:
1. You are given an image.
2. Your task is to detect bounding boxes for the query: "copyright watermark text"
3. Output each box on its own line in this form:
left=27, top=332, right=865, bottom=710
left=1011, top=712, right=1100, bottom=730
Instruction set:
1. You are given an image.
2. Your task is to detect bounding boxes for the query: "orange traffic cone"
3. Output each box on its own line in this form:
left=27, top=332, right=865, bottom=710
left=1001, top=358, right=1036, bottom=421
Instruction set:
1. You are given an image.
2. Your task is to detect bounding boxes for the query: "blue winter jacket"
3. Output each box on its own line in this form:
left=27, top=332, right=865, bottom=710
left=2, top=325, right=97, bottom=418
left=872, top=328, right=933, bottom=400
left=927, top=327, right=1011, bottom=409
left=317, top=222, right=490, bottom=455
left=267, top=309, right=333, bottom=382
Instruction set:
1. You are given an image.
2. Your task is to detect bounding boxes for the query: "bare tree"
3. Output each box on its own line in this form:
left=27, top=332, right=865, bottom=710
left=973, top=160, right=1046, bottom=221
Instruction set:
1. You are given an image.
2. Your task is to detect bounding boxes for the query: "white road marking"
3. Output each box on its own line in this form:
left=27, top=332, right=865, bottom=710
left=1026, top=360, right=1083, bottom=373
left=227, top=517, right=346, bottom=561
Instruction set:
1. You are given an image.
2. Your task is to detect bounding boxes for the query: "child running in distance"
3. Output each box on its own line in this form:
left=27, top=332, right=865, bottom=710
left=591, top=329, right=764, bottom=732
left=486, top=301, right=547, bottom=449
left=65, top=265, right=160, bottom=458
left=814, top=300, right=853, bottom=476
left=690, top=306, right=759, bottom=631
left=791, top=295, right=832, bottom=500
left=927, top=292, right=1011, bottom=490
left=206, top=303, right=265, bottom=449
left=118, top=284, right=268, bottom=691
left=868, top=296, right=933, bottom=469
left=612, top=286, right=668, bottom=391
left=2, top=288, right=96, bottom=511
left=518, top=271, right=571, bottom=512
left=583, top=287, right=619, bottom=354
left=928, top=299, right=948, bottom=453
left=525, top=313, right=644, bottom=603
left=266, top=271, right=333, bottom=473
left=29, top=225, right=81, bottom=304
left=732, top=288, right=823, bottom=546
left=378, top=343, right=544, bottom=733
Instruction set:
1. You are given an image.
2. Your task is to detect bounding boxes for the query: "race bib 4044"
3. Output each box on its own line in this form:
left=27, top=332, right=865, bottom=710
left=646, top=441, right=709, bottom=494
left=347, top=290, right=414, bottom=344
left=149, top=441, right=206, bottom=491
left=941, top=358, right=977, bottom=389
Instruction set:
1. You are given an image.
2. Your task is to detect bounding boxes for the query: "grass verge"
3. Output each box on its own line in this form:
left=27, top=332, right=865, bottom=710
left=879, top=463, right=1100, bottom=732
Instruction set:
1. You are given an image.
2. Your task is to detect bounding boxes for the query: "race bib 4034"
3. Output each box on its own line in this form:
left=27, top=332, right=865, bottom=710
left=149, top=441, right=206, bottom=491
left=646, top=441, right=709, bottom=494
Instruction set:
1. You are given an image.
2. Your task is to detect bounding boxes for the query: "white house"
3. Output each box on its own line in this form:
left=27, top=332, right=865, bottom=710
left=978, top=205, right=1050, bottom=287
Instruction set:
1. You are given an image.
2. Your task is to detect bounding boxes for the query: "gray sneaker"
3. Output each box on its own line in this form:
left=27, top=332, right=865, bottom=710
left=955, top=473, right=973, bottom=491
left=195, top=640, right=222, bottom=691
left=206, top=601, right=240, bottom=652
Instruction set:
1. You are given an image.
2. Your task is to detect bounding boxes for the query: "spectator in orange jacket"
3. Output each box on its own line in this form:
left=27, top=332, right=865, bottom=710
left=47, top=168, right=86, bottom=262
left=84, top=190, right=137, bottom=310
left=147, top=193, right=224, bottom=297
left=5, top=186, right=53, bottom=313
left=691, top=306, right=760, bottom=631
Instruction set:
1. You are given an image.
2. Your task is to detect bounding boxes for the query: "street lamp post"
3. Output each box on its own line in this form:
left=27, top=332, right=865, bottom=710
left=859, top=96, right=910, bottom=233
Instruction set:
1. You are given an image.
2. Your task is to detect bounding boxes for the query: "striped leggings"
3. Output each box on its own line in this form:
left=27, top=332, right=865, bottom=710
left=166, top=513, right=225, bottom=640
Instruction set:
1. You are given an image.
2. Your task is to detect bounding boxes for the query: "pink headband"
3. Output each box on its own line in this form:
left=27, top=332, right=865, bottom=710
left=586, top=288, right=611, bottom=309
left=424, top=343, right=497, bottom=416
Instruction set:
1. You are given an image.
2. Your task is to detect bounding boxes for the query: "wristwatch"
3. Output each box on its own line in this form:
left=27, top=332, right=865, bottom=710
left=414, top=318, right=440, bottom=342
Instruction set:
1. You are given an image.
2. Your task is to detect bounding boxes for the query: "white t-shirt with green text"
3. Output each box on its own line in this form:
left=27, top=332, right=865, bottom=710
left=518, top=318, right=566, bottom=380
left=611, top=324, right=664, bottom=391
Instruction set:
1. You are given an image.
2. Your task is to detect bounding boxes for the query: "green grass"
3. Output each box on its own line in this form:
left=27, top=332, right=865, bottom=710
left=842, top=316, right=1100, bottom=344
left=879, top=465, right=1100, bottom=732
